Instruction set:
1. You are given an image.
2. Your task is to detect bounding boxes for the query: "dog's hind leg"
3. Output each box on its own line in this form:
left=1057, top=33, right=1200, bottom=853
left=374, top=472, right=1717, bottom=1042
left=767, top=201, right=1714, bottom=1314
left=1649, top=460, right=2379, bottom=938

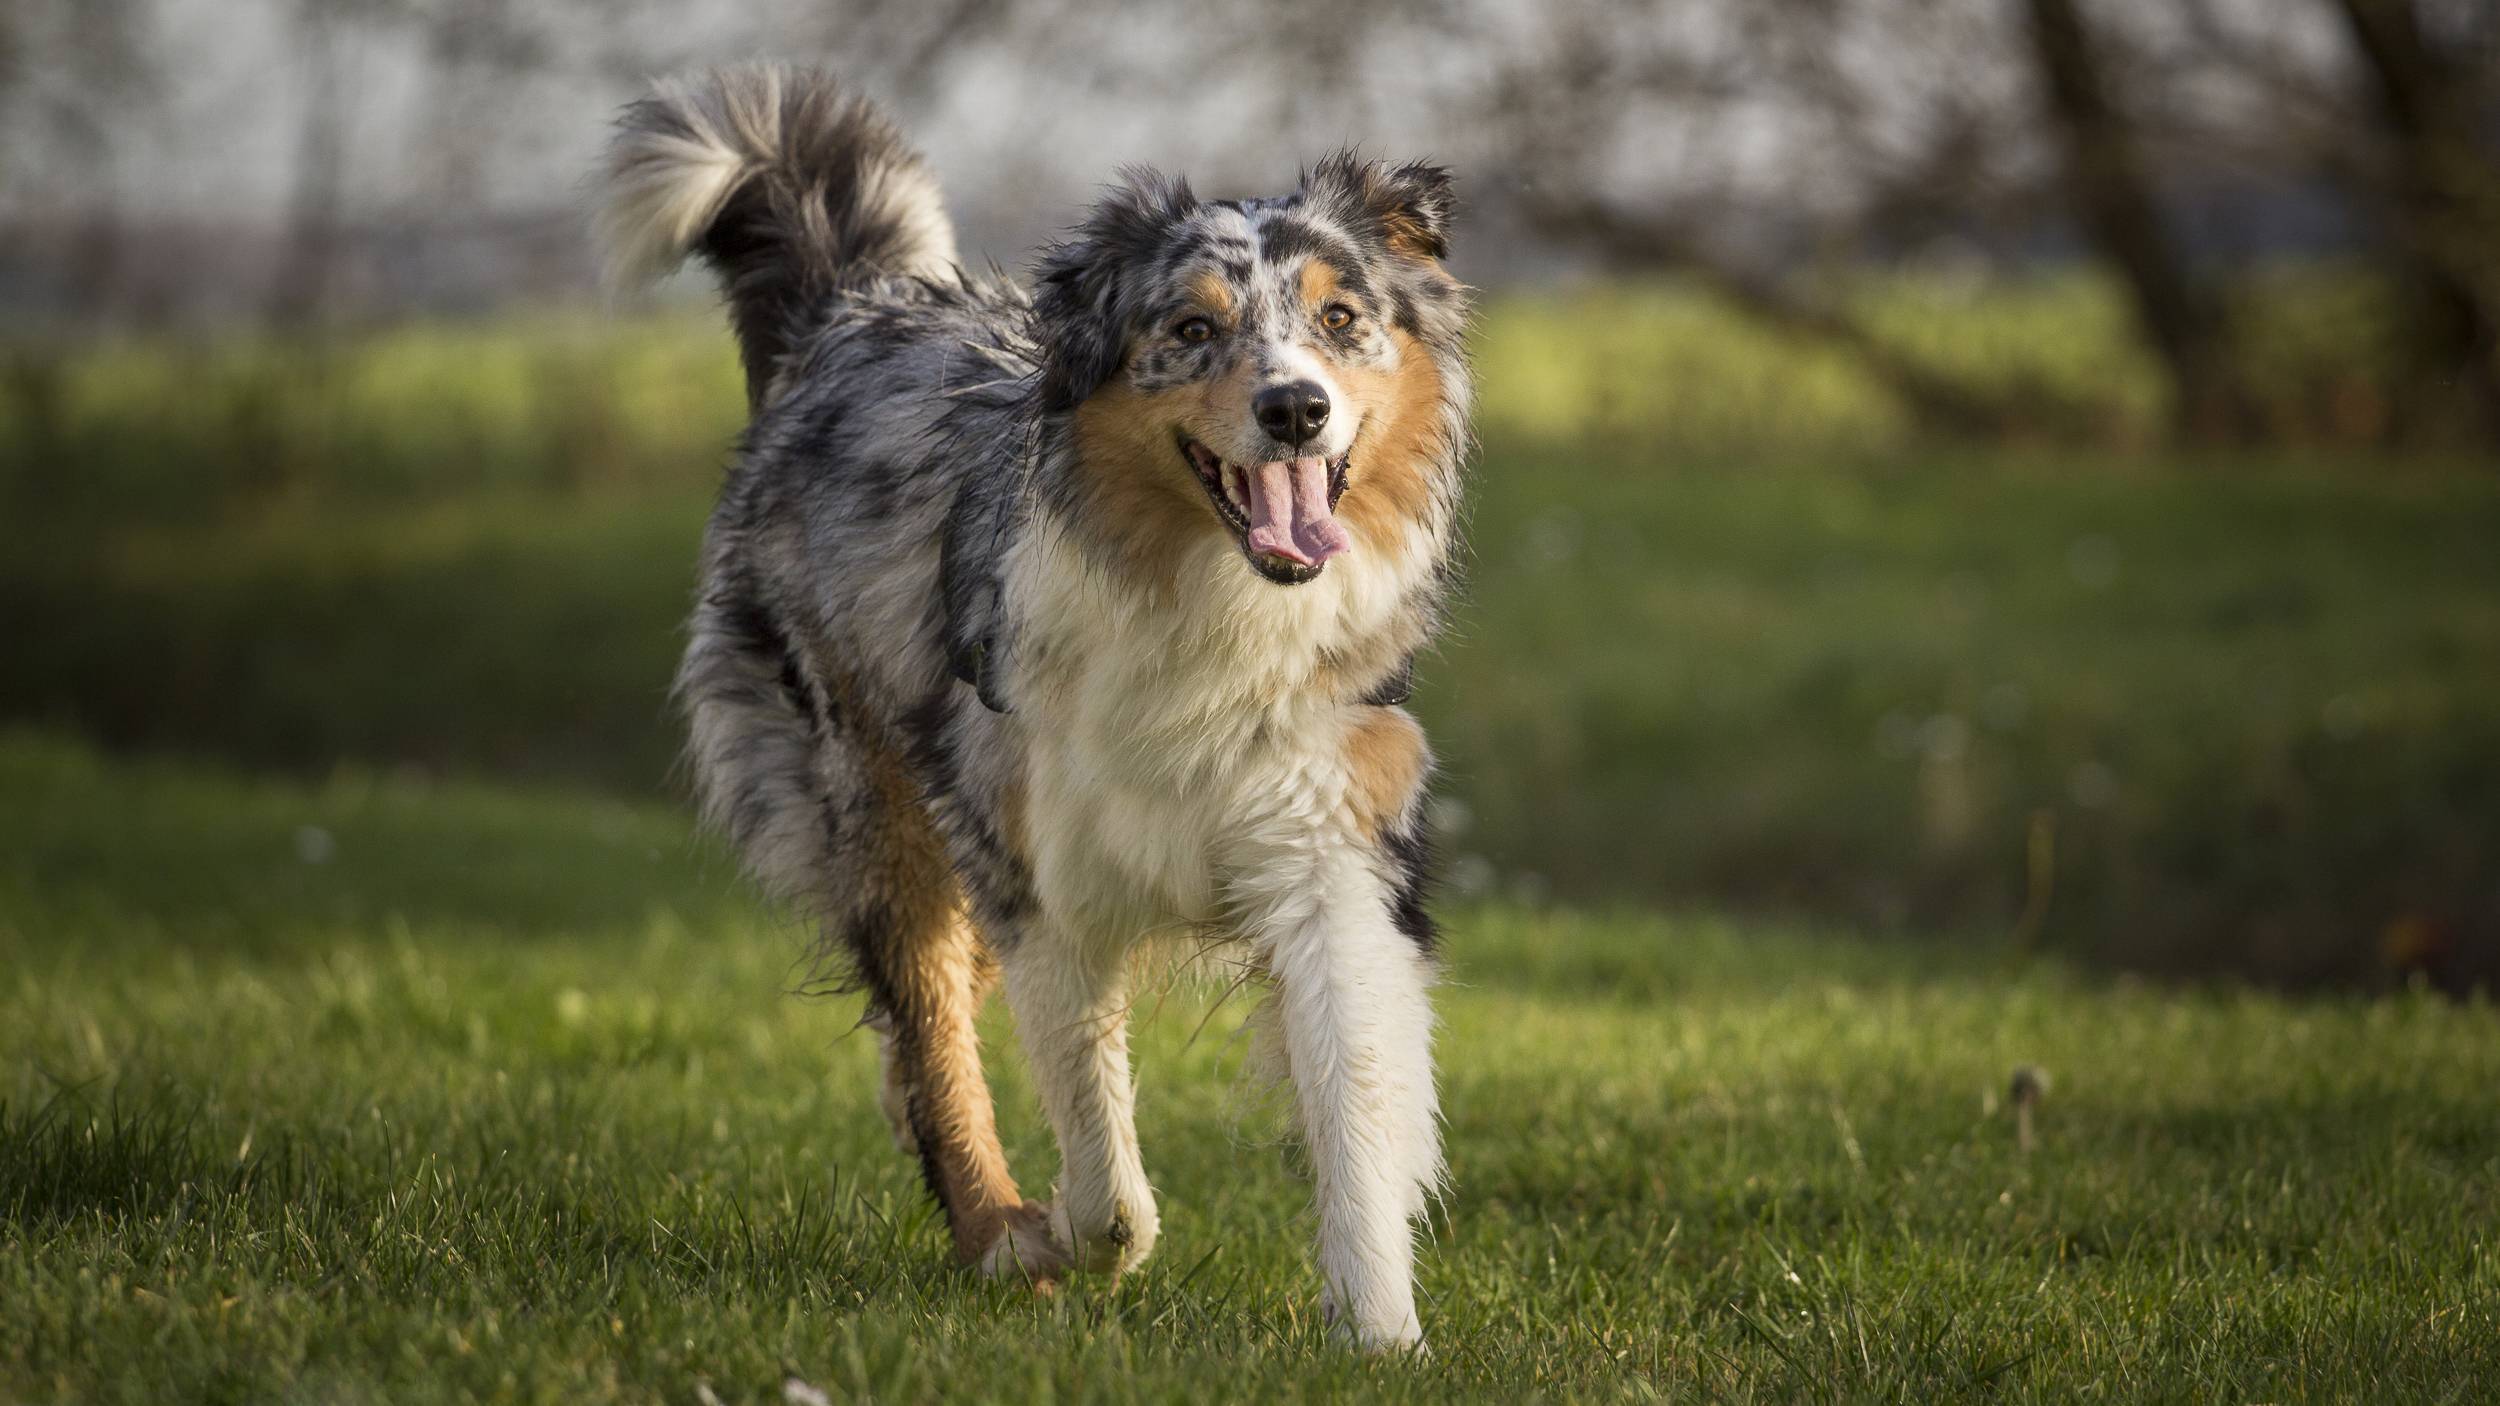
left=835, top=744, right=1063, bottom=1276
left=678, top=591, right=1054, bottom=1276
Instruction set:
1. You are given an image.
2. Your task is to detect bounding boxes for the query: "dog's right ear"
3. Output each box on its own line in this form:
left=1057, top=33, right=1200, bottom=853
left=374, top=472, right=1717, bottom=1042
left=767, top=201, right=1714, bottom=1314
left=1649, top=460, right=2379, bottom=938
left=1033, top=166, right=1198, bottom=410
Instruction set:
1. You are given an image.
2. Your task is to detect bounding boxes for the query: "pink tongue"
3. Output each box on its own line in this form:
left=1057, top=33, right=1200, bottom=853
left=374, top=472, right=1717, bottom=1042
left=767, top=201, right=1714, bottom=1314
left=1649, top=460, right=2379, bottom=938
left=1244, top=456, right=1351, bottom=567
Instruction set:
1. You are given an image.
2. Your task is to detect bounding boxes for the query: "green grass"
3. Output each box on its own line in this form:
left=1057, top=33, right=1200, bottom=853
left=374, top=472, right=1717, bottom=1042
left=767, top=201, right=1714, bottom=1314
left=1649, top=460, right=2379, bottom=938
left=4, top=732, right=2496, bottom=1403
left=8, top=363, right=2499, bottom=982
left=3, top=284, right=2497, bottom=988
left=6, top=275, right=2492, bottom=1400
left=1443, top=442, right=2500, bottom=984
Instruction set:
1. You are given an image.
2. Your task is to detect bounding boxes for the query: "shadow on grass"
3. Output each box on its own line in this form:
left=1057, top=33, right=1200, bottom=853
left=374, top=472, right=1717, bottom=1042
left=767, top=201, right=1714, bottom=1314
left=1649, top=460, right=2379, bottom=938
left=0, top=495, right=703, bottom=793
left=11, top=448, right=2500, bottom=989
left=0, top=730, right=752, bottom=954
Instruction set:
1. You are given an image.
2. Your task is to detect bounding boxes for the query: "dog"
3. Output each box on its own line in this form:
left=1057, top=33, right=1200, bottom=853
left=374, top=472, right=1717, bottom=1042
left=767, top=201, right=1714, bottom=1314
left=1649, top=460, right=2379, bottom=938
left=597, top=64, right=1471, bottom=1349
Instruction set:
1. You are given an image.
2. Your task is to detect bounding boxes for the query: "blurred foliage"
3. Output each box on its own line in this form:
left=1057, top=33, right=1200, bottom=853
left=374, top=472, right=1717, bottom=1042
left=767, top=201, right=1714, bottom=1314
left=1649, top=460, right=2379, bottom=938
left=0, top=312, right=749, bottom=517
left=1486, top=266, right=2443, bottom=453
left=2, top=280, right=2496, bottom=989
left=0, top=267, right=2444, bottom=515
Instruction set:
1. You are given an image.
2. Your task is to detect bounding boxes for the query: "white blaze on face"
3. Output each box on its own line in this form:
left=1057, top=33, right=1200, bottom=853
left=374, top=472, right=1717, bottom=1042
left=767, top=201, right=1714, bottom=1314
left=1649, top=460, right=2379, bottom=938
left=1257, top=338, right=1354, bottom=457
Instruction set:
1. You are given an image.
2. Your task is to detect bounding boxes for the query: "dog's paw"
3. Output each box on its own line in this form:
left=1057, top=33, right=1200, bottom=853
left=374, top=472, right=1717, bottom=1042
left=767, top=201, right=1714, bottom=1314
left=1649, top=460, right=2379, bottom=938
left=1053, top=1195, right=1159, bottom=1277
left=976, top=1201, right=1069, bottom=1288
left=1321, top=1290, right=1426, bottom=1355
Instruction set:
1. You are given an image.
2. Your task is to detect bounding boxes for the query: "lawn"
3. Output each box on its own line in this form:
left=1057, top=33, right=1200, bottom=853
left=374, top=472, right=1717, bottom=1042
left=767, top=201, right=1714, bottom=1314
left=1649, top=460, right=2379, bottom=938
left=5, top=300, right=2498, bottom=986
left=4, top=286, right=2497, bottom=1398
left=4, top=732, right=2496, bottom=1403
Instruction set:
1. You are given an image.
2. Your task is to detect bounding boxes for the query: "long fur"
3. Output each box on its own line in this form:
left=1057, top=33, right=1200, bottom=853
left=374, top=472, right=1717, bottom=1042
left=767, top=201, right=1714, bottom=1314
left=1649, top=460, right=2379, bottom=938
left=601, top=65, right=960, bottom=405
left=598, top=63, right=1473, bottom=1350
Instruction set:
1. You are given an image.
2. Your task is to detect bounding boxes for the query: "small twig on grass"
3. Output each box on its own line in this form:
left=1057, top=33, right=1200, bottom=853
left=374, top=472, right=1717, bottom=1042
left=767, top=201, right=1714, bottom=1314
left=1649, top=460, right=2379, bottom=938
left=2010, top=1065, right=2051, bottom=1155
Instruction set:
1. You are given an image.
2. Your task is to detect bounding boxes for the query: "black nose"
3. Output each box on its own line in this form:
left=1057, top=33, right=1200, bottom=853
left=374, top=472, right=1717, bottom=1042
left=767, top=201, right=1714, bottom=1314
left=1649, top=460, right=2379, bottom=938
left=1253, top=380, right=1331, bottom=445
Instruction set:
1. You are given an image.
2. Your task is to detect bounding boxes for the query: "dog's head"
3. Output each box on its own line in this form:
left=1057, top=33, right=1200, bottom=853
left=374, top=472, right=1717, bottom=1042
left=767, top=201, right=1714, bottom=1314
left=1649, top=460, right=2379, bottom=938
left=1034, top=155, right=1469, bottom=587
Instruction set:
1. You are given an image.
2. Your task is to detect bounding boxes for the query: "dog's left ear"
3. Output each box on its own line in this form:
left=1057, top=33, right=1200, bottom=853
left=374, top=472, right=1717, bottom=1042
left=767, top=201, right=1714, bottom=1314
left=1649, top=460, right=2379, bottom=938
left=1304, top=153, right=1455, bottom=262
left=1033, top=165, right=1199, bottom=410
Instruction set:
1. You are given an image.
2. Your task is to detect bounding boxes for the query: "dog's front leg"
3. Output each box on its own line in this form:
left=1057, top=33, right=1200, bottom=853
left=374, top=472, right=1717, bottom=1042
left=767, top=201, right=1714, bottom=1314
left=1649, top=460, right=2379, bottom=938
left=1260, top=851, right=1441, bottom=1350
left=1000, top=926, right=1158, bottom=1276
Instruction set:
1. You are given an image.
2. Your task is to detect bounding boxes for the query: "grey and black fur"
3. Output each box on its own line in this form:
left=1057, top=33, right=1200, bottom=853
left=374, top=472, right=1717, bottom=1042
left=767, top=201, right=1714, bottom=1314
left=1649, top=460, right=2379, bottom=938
left=600, top=63, right=1473, bottom=1347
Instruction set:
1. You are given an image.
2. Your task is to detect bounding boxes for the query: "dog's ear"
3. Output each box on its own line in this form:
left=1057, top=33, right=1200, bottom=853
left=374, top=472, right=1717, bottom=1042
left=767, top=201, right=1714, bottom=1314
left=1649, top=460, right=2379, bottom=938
left=1033, top=165, right=1198, bottom=410
left=1304, top=153, right=1455, bottom=262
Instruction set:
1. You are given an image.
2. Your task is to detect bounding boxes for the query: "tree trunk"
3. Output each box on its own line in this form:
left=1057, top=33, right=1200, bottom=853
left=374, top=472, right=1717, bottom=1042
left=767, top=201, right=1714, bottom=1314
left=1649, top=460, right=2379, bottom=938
left=1527, top=196, right=2055, bottom=441
left=2328, top=0, right=2500, bottom=446
left=2023, top=0, right=2251, bottom=444
left=272, top=3, right=346, bottom=326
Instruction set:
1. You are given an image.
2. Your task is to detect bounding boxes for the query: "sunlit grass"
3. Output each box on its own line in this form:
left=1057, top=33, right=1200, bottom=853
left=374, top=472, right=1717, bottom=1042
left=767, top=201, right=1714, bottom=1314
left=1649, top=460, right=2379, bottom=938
left=4, top=734, right=2496, bottom=1403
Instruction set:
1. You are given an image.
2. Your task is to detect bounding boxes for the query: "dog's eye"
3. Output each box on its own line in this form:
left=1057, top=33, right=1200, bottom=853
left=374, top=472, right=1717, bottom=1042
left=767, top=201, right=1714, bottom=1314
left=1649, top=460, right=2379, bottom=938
left=1321, top=304, right=1356, bottom=331
left=1175, top=317, right=1217, bottom=344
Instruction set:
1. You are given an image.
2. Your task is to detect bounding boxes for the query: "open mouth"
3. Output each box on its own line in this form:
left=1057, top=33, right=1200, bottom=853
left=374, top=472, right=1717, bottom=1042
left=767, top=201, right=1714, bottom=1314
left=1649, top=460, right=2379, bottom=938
left=1181, top=439, right=1353, bottom=585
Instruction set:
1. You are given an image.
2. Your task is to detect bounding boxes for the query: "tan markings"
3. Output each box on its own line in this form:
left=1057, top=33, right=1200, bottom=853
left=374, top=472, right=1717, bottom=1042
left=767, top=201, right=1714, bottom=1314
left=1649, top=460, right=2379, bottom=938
left=1186, top=271, right=1236, bottom=319
left=1071, top=370, right=1258, bottom=596
left=1381, top=210, right=1442, bottom=262
left=1298, top=259, right=1342, bottom=312
left=834, top=696, right=1040, bottom=1268
left=1334, top=327, right=1453, bottom=551
left=1344, top=705, right=1429, bottom=839
left=1069, top=317, right=1452, bottom=585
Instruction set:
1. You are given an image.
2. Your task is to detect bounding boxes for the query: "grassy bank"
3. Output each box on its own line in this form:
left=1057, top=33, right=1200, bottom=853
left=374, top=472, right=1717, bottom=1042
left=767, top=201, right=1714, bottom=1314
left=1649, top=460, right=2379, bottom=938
left=3, top=293, right=2497, bottom=985
left=5, top=734, right=2496, bottom=1402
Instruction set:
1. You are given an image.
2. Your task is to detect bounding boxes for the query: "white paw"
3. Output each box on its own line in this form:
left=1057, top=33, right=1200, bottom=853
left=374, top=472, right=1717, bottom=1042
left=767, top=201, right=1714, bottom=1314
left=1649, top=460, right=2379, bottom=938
left=1322, top=1289, right=1425, bottom=1354
left=1054, top=1195, right=1159, bottom=1276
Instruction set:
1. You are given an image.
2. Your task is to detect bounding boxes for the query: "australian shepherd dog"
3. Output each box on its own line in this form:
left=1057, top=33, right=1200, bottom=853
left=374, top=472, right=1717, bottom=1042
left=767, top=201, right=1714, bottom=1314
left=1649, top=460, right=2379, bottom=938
left=598, top=64, right=1470, bottom=1349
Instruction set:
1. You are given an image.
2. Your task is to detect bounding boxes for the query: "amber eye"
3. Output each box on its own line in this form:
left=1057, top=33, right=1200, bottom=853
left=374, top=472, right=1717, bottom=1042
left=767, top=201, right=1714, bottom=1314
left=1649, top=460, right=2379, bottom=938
left=1321, top=304, right=1356, bottom=331
left=1176, top=316, right=1217, bottom=344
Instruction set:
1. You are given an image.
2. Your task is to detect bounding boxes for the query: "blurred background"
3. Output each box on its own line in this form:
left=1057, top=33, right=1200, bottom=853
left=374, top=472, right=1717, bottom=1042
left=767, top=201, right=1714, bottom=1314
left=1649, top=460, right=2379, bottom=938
left=2, top=0, right=2494, bottom=989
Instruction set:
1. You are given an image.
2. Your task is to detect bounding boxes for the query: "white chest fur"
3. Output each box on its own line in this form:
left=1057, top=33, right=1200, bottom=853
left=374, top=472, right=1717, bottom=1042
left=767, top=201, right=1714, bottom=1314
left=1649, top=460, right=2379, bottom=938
left=1005, top=520, right=1410, bottom=937
left=995, top=506, right=1448, bottom=1356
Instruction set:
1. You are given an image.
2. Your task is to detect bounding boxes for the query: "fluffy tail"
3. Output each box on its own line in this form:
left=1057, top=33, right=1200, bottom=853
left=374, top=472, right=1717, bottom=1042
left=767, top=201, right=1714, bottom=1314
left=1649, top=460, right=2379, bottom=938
left=597, top=64, right=958, bottom=405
